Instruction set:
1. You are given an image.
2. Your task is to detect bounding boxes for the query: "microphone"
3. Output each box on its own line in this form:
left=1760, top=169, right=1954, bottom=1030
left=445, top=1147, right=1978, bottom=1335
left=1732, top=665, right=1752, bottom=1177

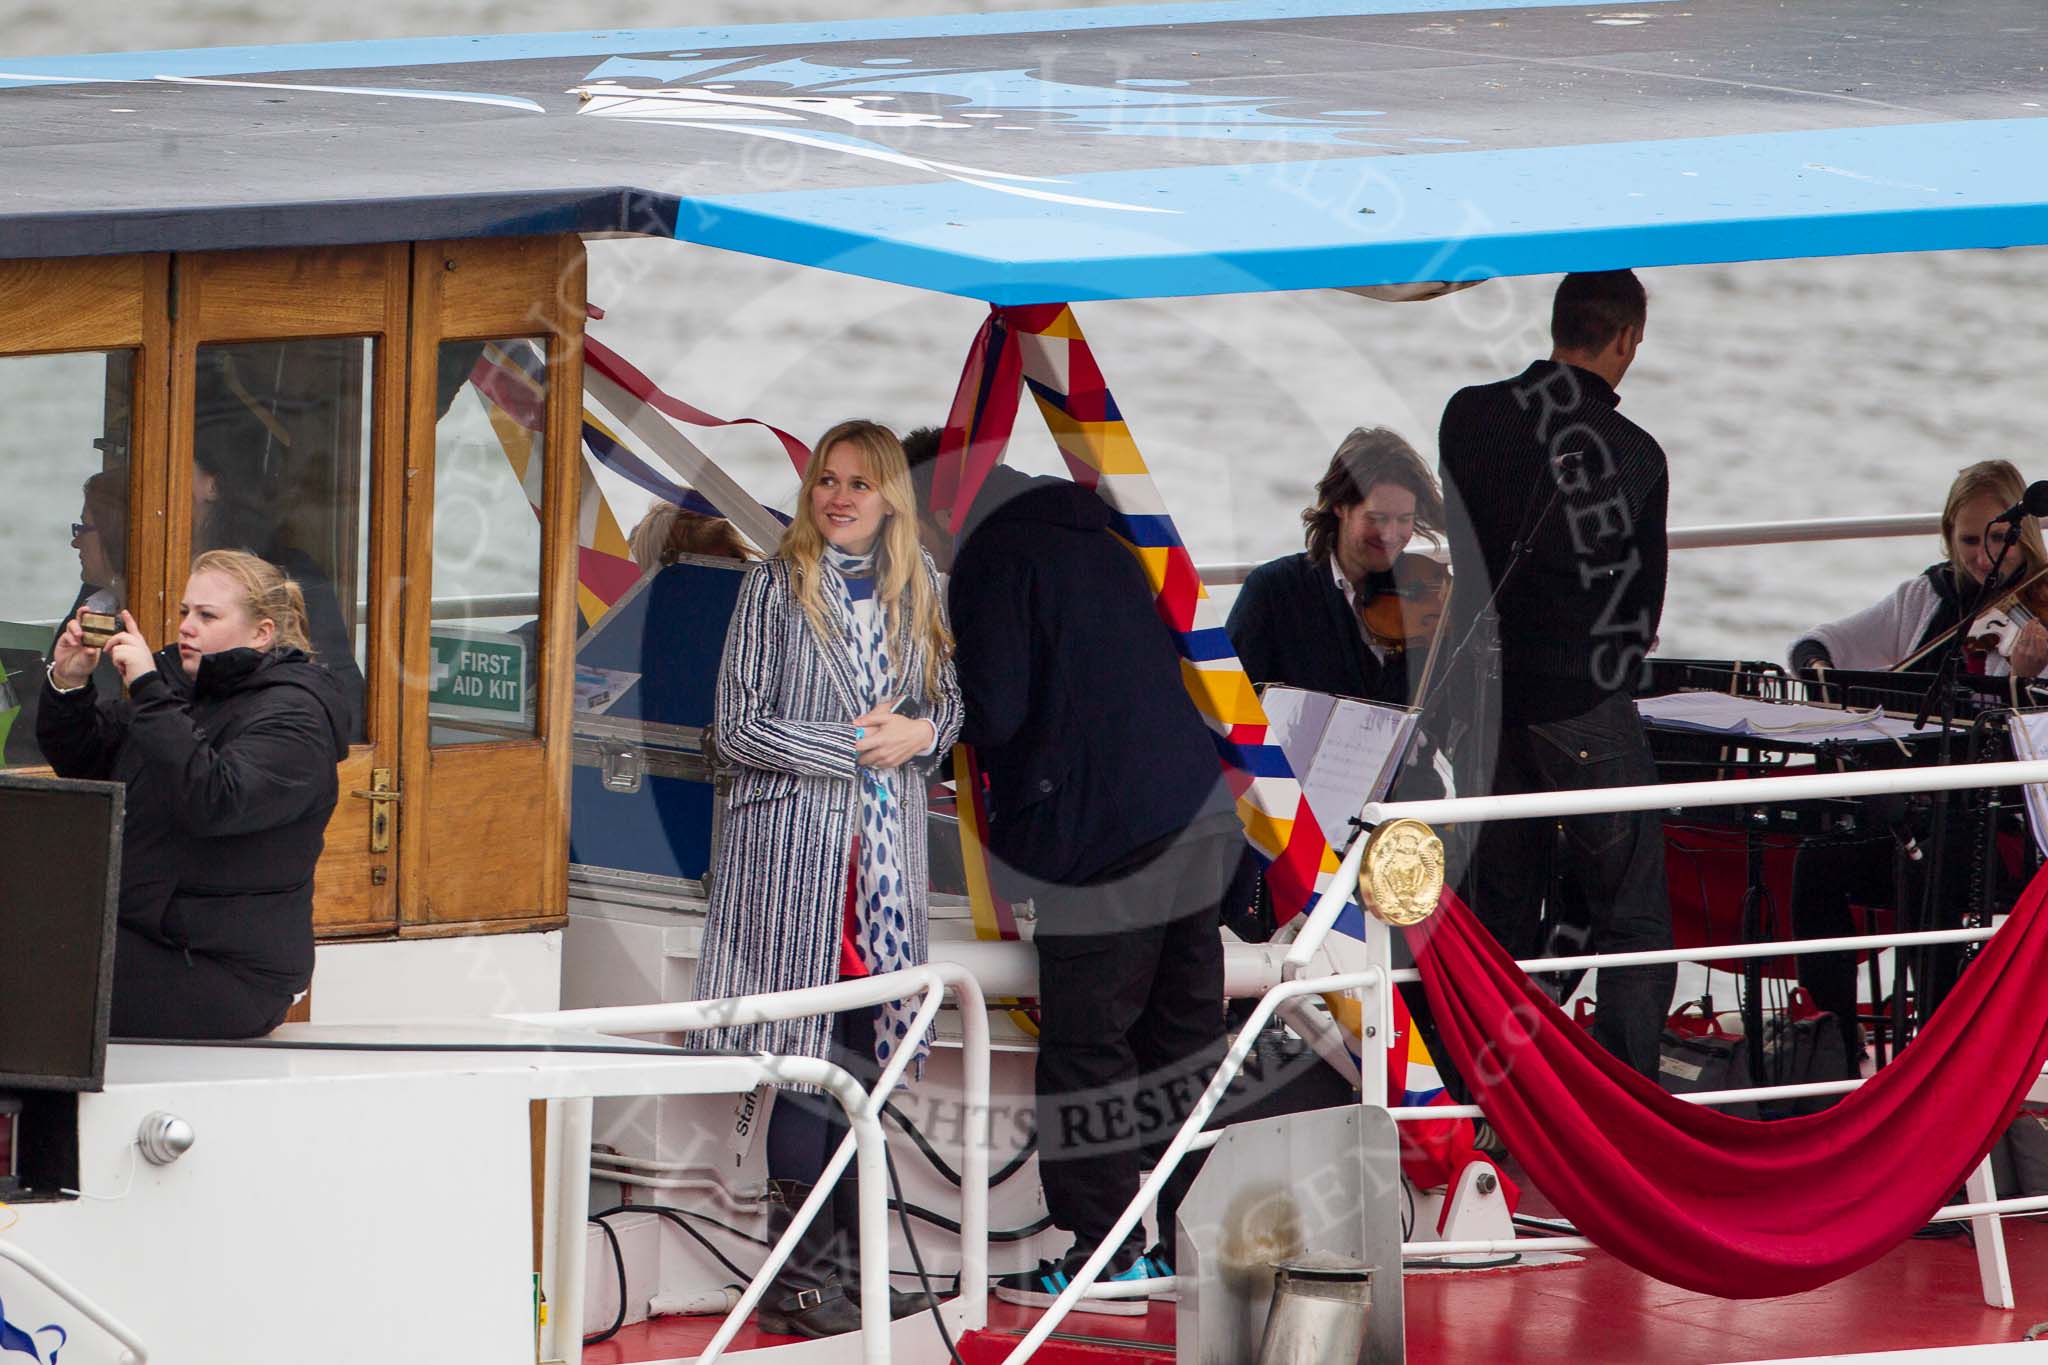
left=1990, top=481, right=2048, bottom=526
left=1863, top=792, right=1925, bottom=864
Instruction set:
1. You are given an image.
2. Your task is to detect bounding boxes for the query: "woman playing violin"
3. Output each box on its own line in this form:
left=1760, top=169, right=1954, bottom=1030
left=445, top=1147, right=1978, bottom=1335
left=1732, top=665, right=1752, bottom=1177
left=1791, top=459, right=2048, bottom=678
left=1226, top=425, right=1449, bottom=706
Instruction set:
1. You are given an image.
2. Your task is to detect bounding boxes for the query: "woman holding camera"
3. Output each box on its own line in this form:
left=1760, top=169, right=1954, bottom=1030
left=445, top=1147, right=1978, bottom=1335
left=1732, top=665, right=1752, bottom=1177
left=38, top=549, right=349, bottom=1040
left=693, top=419, right=960, bottom=1338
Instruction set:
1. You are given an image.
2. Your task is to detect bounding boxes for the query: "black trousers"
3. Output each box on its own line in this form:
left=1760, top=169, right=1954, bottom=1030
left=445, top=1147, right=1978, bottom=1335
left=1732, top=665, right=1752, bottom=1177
left=1030, top=828, right=1235, bottom=1264
left=110, top=926, right=296, bottom=1040
left=1789, top=835, right=1885, bottom=1070
left=1462, top=690, right=1676, bottom=1078
left=767, top=1006, right=881, bottom=1187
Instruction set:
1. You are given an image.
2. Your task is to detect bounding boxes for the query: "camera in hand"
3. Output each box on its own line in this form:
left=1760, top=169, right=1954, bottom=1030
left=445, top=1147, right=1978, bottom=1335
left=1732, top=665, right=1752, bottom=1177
left=78, top=612, right=117, bottom=649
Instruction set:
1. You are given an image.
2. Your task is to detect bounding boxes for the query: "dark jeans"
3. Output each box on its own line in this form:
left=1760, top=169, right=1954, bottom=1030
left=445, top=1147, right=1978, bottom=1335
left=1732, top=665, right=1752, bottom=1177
left=111, top=926, right=295, bottom=1040
left=1031, top=828, right=1236, bottom=1265
left=1463, top=690, right=1675, bottom=1078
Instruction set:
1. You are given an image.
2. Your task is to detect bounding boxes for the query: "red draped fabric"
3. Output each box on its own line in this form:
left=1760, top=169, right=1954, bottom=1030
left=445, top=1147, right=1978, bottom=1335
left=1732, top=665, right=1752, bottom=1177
left=1409, top=872, right=2048, bottom=1297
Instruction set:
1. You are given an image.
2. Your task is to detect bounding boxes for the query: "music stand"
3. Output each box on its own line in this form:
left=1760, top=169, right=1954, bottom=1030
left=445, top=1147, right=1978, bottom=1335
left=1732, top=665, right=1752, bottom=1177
left=1639, top=692, right=1963, bottom=1080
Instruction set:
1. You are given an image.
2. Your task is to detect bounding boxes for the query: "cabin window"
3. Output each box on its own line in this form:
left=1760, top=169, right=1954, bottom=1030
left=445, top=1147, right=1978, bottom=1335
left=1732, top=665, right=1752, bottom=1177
left=191, top=340, right=373, bottom=745
left=0, top=350, right=135, bottom=769
left=427, top=339, right=547, bottom=747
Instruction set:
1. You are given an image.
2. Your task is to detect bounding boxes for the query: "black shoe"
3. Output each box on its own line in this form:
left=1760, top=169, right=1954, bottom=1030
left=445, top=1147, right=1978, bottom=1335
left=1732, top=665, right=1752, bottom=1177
left=756, top=1178, right=862, bottom=1339
left=887, top=1284, right=938, bottom=1319
left=820, top=1160, right=941, bottom=1321
left=755, top=1282, right=863, bottom=1339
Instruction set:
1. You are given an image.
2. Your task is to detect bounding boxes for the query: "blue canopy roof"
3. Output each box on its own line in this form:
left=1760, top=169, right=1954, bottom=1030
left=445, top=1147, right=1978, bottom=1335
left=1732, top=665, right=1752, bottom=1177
left=3, top=0, right=2044, bottom=301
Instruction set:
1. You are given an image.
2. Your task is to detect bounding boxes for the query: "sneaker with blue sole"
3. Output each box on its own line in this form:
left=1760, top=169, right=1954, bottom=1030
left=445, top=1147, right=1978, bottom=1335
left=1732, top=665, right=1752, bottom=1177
left=993, top=1247, right=1172, bottom=1317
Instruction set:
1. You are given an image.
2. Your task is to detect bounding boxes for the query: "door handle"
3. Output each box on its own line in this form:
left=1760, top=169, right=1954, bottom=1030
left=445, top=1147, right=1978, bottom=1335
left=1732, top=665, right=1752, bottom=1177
left=349, top=766, right=401, bottom=853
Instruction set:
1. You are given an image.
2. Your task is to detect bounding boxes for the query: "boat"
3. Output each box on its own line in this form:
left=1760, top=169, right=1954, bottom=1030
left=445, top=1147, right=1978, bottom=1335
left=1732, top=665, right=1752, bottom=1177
left=2, top=2, right=2048, bottom=1362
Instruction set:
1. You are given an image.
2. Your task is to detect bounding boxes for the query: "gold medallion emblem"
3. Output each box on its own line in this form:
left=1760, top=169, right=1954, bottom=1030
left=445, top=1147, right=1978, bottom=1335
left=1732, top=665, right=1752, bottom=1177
left=1358, top=818, right=1444, bottom=926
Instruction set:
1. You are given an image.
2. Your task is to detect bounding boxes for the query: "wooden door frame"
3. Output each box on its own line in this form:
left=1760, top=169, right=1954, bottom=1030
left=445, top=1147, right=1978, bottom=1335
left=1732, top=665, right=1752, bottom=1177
left=0, top=255, right=171, bottom=673
left=399, top=235, right=583, bottom=935
left=166, top=245, right=411, bottom=937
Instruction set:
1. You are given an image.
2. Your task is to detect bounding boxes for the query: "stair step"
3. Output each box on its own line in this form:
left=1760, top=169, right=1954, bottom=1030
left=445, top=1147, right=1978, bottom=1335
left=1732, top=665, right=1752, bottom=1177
left=959, top=1303, right=1177, bottom=1363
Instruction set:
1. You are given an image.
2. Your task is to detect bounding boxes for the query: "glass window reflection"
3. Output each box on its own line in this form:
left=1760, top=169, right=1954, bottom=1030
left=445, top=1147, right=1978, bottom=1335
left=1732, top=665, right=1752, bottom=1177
left=191, top=339, right=373, bottom=744
left=0, top=351, right=134, bottom=768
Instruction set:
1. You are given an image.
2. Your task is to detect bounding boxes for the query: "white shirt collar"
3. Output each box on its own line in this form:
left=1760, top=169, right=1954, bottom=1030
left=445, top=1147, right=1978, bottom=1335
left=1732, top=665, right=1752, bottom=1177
left=1329, top=556, right=1388, bottom=661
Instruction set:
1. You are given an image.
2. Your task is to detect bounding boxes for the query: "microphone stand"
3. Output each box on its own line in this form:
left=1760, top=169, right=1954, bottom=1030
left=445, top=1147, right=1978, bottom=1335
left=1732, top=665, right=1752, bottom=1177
left=1894, top=529, right=2019, bottom=1050
left=1415, top=457, right=1578, bottom=871
left=1913, top=534, right=2012, bottom=729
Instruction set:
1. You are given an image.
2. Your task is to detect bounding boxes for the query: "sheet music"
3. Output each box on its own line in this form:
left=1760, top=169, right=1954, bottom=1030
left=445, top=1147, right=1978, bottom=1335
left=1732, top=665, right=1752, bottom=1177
left=1637, top=690, right=1937, bottom=744
left=1260, top=685, right=1335, bottom=760
left=1262, top=685, right=1415, bottom=841
left=2009, top=710, right=2048, bottom=859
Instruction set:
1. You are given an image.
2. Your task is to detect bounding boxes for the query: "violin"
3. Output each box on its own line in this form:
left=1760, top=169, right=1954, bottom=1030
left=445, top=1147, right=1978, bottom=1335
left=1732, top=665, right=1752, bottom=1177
left=1965, top=601, right=2039, bottom=664
left=1894, top=559, right=2048, bottom=674
left=1358, top=553, right=1451, bottom=655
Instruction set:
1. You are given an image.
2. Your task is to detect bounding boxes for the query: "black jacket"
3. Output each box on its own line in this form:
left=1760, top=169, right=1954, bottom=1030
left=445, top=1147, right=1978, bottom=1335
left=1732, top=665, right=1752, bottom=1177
left=1439, top=360, right=1669, bottom=720
left=38, top=644, right=349, bottom=988
left=1226, top=551, right=1409, bottom=704
left=948, top=466, right=1232, bottom=891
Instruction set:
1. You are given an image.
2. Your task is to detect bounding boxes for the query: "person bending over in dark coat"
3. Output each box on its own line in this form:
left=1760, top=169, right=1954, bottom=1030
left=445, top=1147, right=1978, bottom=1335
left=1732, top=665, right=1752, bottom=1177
left=903, top=428, right=1246, bottom=1314
left=1227, top=425, right=1448, bottom=707
left=39, top=549, right=350, bottom=1040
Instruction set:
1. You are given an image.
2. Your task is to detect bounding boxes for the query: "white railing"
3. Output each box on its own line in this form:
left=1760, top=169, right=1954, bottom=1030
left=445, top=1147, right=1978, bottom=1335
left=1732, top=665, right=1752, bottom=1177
left=1391, top=922, right=1998, bottom=994
left=997, top=966, right=1389, bottom=1365
left=1331, top=751, right=2048, bottom=1310
left=0, top=1241, right=149, bottom=1363
left=1362, top=757, right=2048, bottom=828
left=1002, top=743, right=2043, bottom=1342
left=542, top=785, right=2033, bottom=1355
left=1195, top=511, right=1939, bottom=586
left=511, top=962, right=990, bottom=1365
left=1385, top=923, right=2035, bottom=1291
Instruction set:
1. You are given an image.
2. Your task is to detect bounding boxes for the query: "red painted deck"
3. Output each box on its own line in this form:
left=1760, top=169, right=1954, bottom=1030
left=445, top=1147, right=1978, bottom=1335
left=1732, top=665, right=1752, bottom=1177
left=586, top=1214, right=2048, bottom=1363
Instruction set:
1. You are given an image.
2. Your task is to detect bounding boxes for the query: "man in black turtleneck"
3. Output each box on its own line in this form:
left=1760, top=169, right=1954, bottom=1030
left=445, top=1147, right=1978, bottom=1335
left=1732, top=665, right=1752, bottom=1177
left=1436, top=269, right=1675, bottom=1079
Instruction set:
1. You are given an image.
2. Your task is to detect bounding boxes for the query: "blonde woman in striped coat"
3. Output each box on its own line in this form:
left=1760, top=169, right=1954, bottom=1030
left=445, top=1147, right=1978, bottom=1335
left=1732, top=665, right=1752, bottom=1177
left=696, top=419, right=960, bottom=1338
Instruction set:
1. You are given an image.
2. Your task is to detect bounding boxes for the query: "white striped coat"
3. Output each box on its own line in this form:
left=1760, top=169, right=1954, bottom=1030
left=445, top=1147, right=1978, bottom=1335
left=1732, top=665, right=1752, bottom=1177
left=693, top=553, right=962, bottom=1063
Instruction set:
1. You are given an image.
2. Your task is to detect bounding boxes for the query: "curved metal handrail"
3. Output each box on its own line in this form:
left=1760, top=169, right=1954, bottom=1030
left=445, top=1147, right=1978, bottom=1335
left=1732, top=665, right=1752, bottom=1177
left=512, top=961, right=992, bottom=1364
left=0, top=1239, right=149, bottom=1363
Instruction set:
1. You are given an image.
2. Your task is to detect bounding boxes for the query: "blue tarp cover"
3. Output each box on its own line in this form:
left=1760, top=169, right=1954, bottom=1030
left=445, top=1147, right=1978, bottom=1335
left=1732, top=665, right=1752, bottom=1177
left=3, top=0, right=2045, bottom=300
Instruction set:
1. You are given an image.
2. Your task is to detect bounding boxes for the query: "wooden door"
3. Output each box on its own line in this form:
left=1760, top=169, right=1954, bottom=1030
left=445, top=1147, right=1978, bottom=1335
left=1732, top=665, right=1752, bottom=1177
left=166, top=246, right=409, bottom=936
left=398, top=236, right=585, bottom=933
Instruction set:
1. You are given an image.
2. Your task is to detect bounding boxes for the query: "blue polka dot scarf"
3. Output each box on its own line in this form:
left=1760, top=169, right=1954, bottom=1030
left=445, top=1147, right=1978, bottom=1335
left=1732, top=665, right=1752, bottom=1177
left=824, top=545, right=927, bottom=1077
